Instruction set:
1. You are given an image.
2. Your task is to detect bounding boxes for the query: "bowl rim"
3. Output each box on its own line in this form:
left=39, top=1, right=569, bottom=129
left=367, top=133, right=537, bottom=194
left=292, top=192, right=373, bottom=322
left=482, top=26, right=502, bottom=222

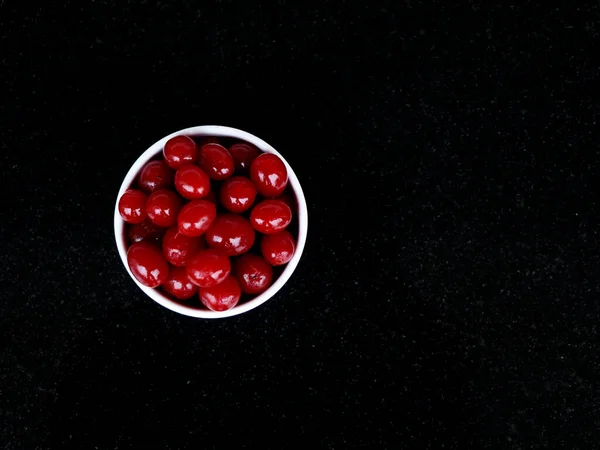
left=113, top=125, right=308, bottom=318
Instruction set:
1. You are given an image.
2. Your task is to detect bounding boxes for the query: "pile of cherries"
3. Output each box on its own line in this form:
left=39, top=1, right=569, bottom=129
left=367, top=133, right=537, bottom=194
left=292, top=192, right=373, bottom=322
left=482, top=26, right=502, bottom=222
left=118, top=135, right=296, bottom=312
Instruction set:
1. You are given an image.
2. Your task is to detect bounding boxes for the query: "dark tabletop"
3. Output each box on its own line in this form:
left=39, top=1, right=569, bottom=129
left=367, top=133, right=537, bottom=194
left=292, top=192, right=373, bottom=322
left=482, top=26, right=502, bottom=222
left=2, top=1, right=600, bottom=449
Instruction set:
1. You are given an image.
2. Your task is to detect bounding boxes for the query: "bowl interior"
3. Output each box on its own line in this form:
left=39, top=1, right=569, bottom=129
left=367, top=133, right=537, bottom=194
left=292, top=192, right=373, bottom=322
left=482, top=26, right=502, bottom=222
left=114, top=125, right=308, bottom=318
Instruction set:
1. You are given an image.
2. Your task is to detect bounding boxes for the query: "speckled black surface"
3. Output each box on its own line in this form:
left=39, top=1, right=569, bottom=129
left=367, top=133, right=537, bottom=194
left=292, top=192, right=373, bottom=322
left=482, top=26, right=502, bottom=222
left=1, top=1, right=600, bottom=448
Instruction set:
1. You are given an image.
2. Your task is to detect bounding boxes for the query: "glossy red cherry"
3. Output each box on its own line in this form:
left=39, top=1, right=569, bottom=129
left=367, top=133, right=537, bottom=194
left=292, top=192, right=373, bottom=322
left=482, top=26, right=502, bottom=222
left=233, top=254, right=273, bottom=295
left=162, top=227, right=204, bottom=266
left=198, top=143, right=234, bottom=180
left=250, top=153, right=288, bottom=197
left=219, top=176, right=257, bottom=213
left=118, top=189, right=147, bottom=224
left=138, top=160, right=174, bottom=194
left=177, top=199, right=216, bottom=237
left=127, top=219, right=164, bottom=243
left=163, top=266, right=199, bottom=300
left=127, top=242, right=170, bottom=288
left=174, top=165, right=211, bottom=200
left=163, top=135, right=198, bottom=169
left=261, top=230, right=295, bottom=266
left=186, top=249, right=231, bottom=288
left=229, top=142, right=260, bottom=172
left=199, top=276, right=241, bottom=311
left=250, top=199, right=292, bottom=234
left=205, top=214, right=255, bottom=256
left=146, top=189, right=182, bottom=227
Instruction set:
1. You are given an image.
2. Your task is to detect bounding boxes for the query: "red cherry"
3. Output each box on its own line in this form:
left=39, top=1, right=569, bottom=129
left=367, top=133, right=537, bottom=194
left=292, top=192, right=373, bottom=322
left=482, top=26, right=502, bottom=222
left=198, top=143, right=234, bottom=180
left=118, top=189, right=147, bottom=224
left=233, top=254, right=273, bottom=295
left=174, top=165, right=211, bottom=200
left=146, top=189, right=182, bottom=227
left=199, top=276, right=241, bottom=311
left=219, top=176, right=257, bottom=213
left=205, top=214, right=255, bottom=256
left=261, top=230, right=295, bottom=266
left=229, top=142, right=260, bottom=172
left=127, top=219, right=164, bottom=244
left=186, top=249, right=231, bottom=288
left=250, top=199, right=292, bottom=234
left=163, top=135, right=198, bottom=169
left=250, top=153, right=288, bottom=197
left=177, top=199, right=216, bottom=237
left=138, top=160, right=174, bottom=194
left=162, top=227, right=204, bottom=266
left=127, top=242, right=170, bottom=288
left=163, top=266, right=199, bottom=300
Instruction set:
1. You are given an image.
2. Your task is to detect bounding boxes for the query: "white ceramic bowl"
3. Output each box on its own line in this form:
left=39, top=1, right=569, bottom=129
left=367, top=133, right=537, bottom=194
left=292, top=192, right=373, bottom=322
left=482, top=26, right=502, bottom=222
left=114, top=125, right=308, bottom=318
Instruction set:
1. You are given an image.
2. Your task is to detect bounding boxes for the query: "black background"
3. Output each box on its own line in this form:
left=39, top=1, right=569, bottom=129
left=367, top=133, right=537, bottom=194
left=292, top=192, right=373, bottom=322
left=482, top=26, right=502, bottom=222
left=2, top=1, right=600, bottom=448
